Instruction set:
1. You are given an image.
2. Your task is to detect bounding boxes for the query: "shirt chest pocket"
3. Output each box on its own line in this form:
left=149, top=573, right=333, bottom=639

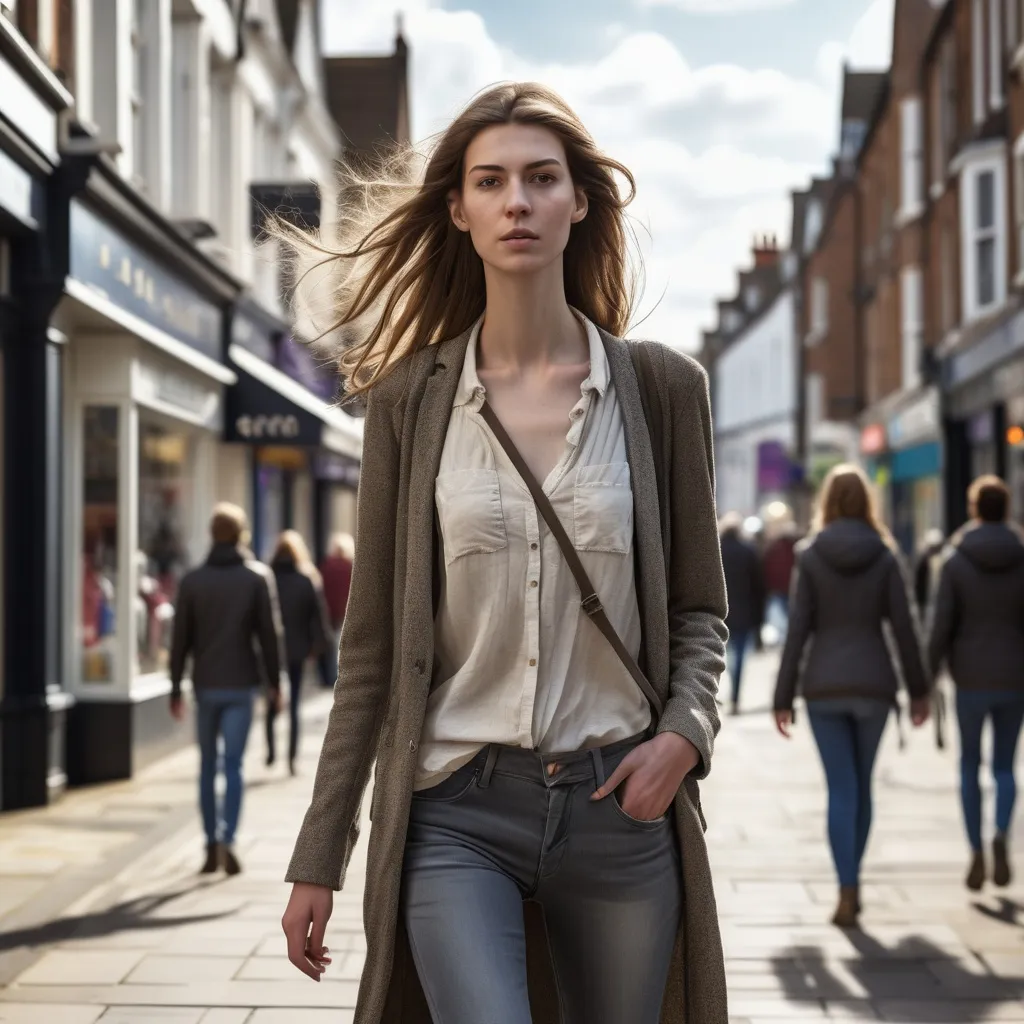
left=435, top=469, right=508, bottom=567
left=573, top=462, right=633, bottom=554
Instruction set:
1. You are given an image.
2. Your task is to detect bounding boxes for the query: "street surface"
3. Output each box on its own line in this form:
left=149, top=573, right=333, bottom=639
left=0, top=653, right=1021, bottom=1023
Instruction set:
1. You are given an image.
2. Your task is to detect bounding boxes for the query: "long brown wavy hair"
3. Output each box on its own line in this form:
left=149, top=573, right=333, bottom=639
left=281, top=82, right=641, bottom=396
left=812, top=463, right=896, bottom=548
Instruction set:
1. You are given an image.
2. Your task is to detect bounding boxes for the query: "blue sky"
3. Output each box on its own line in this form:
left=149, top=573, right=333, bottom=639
left=321, top=0, right=894, bottom=350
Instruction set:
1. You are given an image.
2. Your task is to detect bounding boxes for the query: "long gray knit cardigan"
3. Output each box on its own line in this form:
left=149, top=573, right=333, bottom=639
left=286, top=325, right=730, bottom=1023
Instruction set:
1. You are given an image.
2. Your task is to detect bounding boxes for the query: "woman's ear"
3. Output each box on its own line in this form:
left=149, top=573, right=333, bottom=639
left=571, top=188, right=589, bottom=225
left=447, top=189, right=470, bottom=232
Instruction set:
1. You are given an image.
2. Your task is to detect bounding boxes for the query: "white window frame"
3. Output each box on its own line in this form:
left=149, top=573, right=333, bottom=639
left=900, top=266, right=923, bottom=391
left=940, top=223, right=956, bottom=337
left=899, top=96, right=924, bottom=223
left=960, top=151, right=1008, bottom=323
left=807, top=276, right=828, bottom=345
left=805, top=374, right=824, bottom=433
left=990, top=0, right=1005, bottom=108
left=1014, top=132, right=1024, bottom=285
left=974, top=0, right=987, bottom=124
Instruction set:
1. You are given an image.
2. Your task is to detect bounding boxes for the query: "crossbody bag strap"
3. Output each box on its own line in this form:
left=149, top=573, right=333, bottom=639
left=479, top=400, right=664, bottom=722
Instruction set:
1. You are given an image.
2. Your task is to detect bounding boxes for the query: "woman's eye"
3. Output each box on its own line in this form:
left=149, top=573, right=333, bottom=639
left=533, top=174, right=555, bottom=184
left=477, top=177, right=499, bottom=188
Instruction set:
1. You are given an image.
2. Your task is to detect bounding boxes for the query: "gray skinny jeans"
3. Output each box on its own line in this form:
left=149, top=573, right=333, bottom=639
left=400, top=734, right=681, bottom=1024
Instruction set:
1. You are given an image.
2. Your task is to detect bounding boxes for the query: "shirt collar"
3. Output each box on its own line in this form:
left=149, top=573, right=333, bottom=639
left=453, top=309, right=608, bottom=410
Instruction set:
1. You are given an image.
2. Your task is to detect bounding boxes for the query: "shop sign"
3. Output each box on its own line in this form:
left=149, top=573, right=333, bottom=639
left=756, top=440, right=797, bottom=493
left=135, top=362, right=222, bottom=429
left=946, top=308, right=1024, bottom=389
left=0, top=148, right=41, bottom=229
left=886, top=389, right=940, bottom=450
left=69, top=201, right=223, bottom=362
left=314, top=451, right=360, bottom=486
left=234, top=413, right=302, bottom=440
left=859, top=423, right=887, bottom=455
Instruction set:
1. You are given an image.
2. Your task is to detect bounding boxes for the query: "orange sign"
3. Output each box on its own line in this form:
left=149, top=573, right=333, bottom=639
left=1008, top=425, right=1024, bottom=447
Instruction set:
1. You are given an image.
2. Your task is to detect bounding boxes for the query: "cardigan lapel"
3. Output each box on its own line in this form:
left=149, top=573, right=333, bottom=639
left=600, top=330, right=671, bottom=693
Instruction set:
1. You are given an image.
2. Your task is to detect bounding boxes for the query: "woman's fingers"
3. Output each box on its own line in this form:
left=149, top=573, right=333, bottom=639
left=774, top=711, right=792, bottom=738
left=590, top=750, right=638, bottom=800
left=283, top=914, right=323, bottom=981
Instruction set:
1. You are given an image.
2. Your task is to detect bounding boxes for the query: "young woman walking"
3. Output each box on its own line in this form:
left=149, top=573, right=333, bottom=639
left=929, top=475, right=1024, bottom=891
left=773, top=465, right=931, bottom=928
left=278, top=83, right=730, bottom=1024
left=266, top=530, right=330, bottom=775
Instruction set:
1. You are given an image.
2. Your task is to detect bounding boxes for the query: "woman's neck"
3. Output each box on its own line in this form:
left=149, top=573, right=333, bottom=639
left=477, top=266, right=587, bottom=373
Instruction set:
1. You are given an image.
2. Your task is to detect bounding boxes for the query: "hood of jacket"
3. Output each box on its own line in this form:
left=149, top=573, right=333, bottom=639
left=811, top=518, right=890, bottom=574
left=207, top=543, right=247, bottom=568
left=957, top=522, right=1024, bottom=572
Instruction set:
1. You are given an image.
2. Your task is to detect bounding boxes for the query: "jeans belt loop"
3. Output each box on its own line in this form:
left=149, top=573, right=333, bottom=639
left=478, top=745, right=499, bottom=788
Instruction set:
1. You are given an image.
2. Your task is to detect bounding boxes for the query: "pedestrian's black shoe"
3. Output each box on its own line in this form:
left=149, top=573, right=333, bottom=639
left=993, top=835, right=1011, bottom=887
left=199, top=843, right=219, bottom=875
left=966, top=850, right=986, bottom=891
left=289, top=758, right=297, bottom=777
left=266, top=753, right=276, bottom=767
left=221, top=845, right=242, bottom=876
left=831, top=885, right=860, bottom=928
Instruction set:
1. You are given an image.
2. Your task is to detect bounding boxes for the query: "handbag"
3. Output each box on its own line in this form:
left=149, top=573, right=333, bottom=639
left=478, top=396, right=664, bottom=721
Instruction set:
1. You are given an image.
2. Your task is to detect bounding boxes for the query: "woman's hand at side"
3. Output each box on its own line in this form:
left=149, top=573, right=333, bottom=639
left=282, top=882, right=334, bottom=981
left=589, top=732, right=700, bottom=821
left=909, top=697, right=931, bottom=727
left=774, top=710, right=793, bottom=738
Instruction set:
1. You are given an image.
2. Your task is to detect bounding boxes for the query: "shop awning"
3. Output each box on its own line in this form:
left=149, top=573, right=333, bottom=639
left=225, top=344, right=363, bottom=460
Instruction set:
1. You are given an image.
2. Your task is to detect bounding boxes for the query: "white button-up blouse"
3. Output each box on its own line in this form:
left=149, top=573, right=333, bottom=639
left=415, top=313, right=651, bottom=789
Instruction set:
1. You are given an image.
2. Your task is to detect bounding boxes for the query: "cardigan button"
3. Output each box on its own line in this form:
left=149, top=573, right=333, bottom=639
left=414, top=659, right=426, bottom=674
left=409, top=740, right=417, bottom=752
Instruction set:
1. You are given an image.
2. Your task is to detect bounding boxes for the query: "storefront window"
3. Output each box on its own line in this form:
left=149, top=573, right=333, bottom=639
left=81, top=407, right=120, bottom=683
left=137, top=417, right=194, bottom=675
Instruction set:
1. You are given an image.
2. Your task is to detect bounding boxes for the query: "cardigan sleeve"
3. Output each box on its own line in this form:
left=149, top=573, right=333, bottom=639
left=658, top=356, right=727, bottom=780
left=285, top=386, right=401, bottom=890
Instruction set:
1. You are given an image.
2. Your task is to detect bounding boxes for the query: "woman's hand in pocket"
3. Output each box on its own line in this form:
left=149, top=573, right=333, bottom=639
left=590, top=732, right=698, bottom=821
left=282, top=882, right=334, bottom=981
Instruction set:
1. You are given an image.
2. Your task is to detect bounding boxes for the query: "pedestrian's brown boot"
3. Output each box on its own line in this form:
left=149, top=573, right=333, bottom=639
left=199, top=843, right=218, bottom=875
left=965, top=850, right=986, bottom=891
left=221, top=845, right=242, bottom=876
left=993, top=835, right=1011, bottom=887
left=831, top=886, right=860, bottom=928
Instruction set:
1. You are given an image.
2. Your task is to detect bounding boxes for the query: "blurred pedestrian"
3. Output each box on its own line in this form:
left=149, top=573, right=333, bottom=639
left=913, top=527, right=946, bottom=616
left=267, top=530, right=331, bottom=775
left=928, top=475, right=1024, bottom=891
left=317, top=532, right=354, bottom=688
left=280, top=83, right=730, bottom=1022
left=169, top=503, right=284, bottom=875
left=719, top=511, right=765, bottom=714
left=773, top=465, right=931, bottom=928
left=761, top=521, right=798, bottom=645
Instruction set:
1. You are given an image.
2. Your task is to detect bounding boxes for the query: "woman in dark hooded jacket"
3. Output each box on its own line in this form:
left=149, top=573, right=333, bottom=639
left=929, top=475, right=1024, bottom=892
left=773, top=464, right=931, bottom=928
left=267, top=530, right=330, bottom=775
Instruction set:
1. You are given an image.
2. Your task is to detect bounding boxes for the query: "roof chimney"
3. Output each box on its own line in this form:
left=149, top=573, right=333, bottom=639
left=752, top=233, right=779, bottom=268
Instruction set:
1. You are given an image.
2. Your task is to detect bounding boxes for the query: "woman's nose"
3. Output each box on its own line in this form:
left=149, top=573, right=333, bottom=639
left=505, top=181, right=531, bottom=216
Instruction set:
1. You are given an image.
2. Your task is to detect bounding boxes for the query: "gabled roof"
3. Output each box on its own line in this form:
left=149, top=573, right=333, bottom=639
left=841, top=69, right=887, bottom=124
left=323, top=26, right=410, bottom=159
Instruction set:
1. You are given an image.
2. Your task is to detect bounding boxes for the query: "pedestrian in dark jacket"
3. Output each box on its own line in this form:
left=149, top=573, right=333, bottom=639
left=913, top=527, right=946, bottom=616
left=761, top=525, right=797, bottom=645
left=719, top=512, right=764, bottom=714
left=316, top=532, right=354, bottom=688
left=928, top=475, right=1024, bottom=892
left=268, top=530, right=331, bottom=775
left=170, top=503, right=284, bottom=875
left=773, top=464, right=931, bottom=928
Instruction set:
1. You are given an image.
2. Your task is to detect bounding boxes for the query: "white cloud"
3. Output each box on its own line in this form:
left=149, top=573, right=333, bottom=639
left=321, top=3, right=832, bottom=350
left=637, top=0, right=798, bottom=11
left=816, top=0, right=893, bottom=88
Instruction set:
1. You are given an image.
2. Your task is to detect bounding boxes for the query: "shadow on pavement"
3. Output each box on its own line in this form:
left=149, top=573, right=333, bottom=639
left=0, top=881, right=233, bottom=953
left=769, top=926, right=1024, bottom=1021
left=970, top=896, right=1024, bottom=928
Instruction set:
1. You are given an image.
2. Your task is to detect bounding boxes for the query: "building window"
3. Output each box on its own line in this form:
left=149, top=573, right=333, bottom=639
left=1015, top=134, right=1024, bottom=278
left=806, top=374, right=824, bottom=430
left=130, top=0, right=146, bottom=188
left=932, top=40, right=957, bottom=188
left=900, top=96, right=924, bottom=218
left=990, top=0, right=1005, bottom=108
left=974, top=0, right=987, bottom=124
left=137, top=417, right=195, bottom=676
left=81, top=406, right=120, bottom=684
left=804, top=200, right=823, bottom=253
left=808, top=277, right=828, bottom=343
left=962, top=156, right=1007, bottom=321
left=1008, top=0, right=1021, bottom=51
left=901, top=266, right=923, bottom=390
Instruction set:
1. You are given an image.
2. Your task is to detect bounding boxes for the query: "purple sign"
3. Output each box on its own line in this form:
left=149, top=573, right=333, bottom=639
left=757, top=441, right=793, bottom=494
left=275, top=335, right=340, bottom=404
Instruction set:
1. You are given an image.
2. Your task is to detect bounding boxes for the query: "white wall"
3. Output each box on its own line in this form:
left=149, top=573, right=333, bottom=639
left=716, top=417, right=796, bottom=520
left=713, top=289, right=796, bottom=433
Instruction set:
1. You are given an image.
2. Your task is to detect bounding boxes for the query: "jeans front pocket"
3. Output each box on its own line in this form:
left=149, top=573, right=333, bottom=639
left=609, top=790, right=669, bottom=830
left=412, top=760, right=480, bottom=804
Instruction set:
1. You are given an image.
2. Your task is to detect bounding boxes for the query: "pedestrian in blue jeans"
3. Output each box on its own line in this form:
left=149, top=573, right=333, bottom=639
left=928, top=475, right=1024, bottom=890
left=773, top=465, right=931, bottom=928
left=170, top=503, right=285, bottom=875
left=719, top=512, right=765, bottom=714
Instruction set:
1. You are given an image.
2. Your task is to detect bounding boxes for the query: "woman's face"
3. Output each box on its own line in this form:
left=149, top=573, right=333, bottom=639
left=448, top=123, right=588, bottom=275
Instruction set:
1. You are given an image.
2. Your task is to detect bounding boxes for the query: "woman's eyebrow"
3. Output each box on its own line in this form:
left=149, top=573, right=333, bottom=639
left=466, top=158, right=563, bottom=174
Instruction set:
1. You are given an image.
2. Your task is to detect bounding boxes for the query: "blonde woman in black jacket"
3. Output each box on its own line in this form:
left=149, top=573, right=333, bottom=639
left=773, top=465, right=932, bottom=927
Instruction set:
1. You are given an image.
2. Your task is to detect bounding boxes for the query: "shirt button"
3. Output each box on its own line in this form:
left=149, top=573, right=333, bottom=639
left=529, top=658, right=537, bottom=667
left=530, top=543, right=538, bottom=551
left=529, top=580, right=538, bottom=588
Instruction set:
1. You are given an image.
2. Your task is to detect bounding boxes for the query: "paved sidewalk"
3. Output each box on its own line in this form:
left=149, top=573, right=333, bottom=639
left=0, top=656, right=1021, bottom=1022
